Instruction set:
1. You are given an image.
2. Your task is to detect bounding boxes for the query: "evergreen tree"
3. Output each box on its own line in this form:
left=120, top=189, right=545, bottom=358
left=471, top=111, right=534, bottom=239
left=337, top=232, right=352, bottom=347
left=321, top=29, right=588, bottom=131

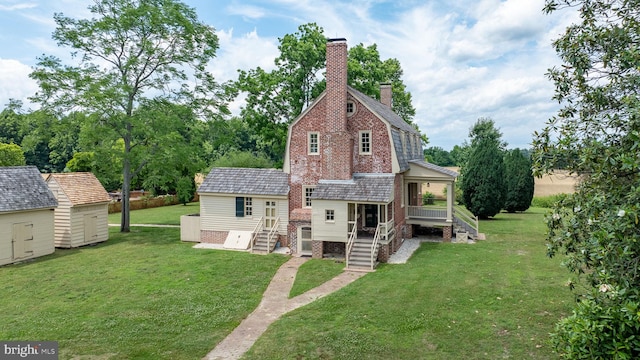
left=461, top=118, right=506, bottom=218
left=503, top=149, right=534, bottom=212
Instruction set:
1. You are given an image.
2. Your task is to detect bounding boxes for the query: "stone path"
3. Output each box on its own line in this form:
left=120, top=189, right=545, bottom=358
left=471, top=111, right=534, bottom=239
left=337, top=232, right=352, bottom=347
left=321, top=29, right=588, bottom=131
left=203, top=257, right=366, bottom=360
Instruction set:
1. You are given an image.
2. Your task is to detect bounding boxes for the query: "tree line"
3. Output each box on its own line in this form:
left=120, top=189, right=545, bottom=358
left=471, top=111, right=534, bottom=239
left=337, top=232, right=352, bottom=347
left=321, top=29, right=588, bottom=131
left=0, top=0, right=420, bottom=232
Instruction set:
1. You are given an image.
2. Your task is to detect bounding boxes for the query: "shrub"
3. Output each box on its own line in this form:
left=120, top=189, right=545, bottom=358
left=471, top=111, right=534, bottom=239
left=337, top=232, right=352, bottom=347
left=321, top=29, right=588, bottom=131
left=422, top=192, right=435, bottom=205
left=531, top=194, right=567, bottom=208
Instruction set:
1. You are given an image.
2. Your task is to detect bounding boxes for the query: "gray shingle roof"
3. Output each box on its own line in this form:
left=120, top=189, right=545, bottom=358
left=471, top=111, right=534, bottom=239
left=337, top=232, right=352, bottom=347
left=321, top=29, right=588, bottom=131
left=391, top=130, right=409, bottom=172
left=198, top=168, right=289, bottom=196
left=0, top=166, right=58, bottom=213
left=408, top=159, right=459, bottom=178
left=311, top=174, right=395, bottom=202
left=348, top=86, right=419, bottom=134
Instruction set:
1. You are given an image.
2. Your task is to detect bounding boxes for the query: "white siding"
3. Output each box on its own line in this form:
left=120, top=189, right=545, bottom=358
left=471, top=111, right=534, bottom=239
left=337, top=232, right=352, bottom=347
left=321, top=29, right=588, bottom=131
left=47, top=177, right=109, bottom=248
left=0, top=209, right=55, bottom=266
left=68, top=204, right=109, bottom=247
left=312, top=200, right=349, bottom=242
left=200, top=193, right=288, bottom=234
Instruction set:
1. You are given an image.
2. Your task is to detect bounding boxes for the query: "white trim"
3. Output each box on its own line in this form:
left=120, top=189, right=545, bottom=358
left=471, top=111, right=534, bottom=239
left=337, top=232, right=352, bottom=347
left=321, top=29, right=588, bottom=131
left=359, top=130, right=372, bottom=155
left=308, top=131, right=319, bottom=155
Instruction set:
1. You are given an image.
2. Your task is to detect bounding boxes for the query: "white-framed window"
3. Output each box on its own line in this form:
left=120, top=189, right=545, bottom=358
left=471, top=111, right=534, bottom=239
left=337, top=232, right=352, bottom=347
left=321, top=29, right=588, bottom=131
left=245, top=197, right=252, bottom=216
left=308, top=132, right=319, bottom=155
left=346, top=101, right=356, bottom=117
left=359, top=130, right=371, bottom=155
left=325, top=209, right=335, bottom=222
left=235, top=197, right=253, bottom=217
left=303, top=186, right=315, bottom=208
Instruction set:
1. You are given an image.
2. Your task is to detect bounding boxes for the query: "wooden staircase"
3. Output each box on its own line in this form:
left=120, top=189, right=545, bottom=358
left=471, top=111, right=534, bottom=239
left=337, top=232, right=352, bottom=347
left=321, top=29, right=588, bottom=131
left=251, top=230, right=276, bottom=254
left=346, top=237, right=379, bottom=270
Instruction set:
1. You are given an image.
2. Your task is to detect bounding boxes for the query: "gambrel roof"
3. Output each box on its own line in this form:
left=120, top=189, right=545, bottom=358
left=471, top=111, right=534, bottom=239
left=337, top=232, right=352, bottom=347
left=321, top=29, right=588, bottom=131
left=199, top=168, right=289, bottom=196
left=0, top=166, right=58, bottom=213
left=44, top=172, right=111, bottom=205
left=348, top=86, right=418, bottom=135
left=311, top=174, right=395, bottom=202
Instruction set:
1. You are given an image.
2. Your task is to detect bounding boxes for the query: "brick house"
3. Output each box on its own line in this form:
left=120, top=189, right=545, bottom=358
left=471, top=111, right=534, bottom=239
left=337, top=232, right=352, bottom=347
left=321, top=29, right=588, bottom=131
left=194, top=38, right=471, bottom=269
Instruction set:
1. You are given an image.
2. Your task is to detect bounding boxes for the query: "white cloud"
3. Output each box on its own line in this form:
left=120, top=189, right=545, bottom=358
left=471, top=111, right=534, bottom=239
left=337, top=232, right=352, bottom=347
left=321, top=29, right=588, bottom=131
left=0, top=2, right=36, bottom=11
left=0, top=58, right=38, bottom=108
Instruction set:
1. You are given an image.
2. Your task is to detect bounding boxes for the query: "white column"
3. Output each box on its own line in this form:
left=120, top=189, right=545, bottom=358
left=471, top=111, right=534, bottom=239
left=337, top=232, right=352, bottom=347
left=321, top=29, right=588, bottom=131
left=446, top=182, right=454, bottom=222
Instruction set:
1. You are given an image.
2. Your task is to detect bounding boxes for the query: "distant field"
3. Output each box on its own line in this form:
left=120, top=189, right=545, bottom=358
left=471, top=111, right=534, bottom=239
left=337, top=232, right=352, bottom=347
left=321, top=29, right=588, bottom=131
left=425, top=167, right=578, bottom=198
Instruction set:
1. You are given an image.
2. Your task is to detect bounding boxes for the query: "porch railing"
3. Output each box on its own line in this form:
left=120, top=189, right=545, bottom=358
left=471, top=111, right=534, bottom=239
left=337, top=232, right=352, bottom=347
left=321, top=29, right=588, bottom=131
left=345, top=221, right=358, bottom=268
left=407, top=206, right=448, bottom=220
left=266, top=217, right=280, bottom=252
left=249, top=216, right=264, bottom=252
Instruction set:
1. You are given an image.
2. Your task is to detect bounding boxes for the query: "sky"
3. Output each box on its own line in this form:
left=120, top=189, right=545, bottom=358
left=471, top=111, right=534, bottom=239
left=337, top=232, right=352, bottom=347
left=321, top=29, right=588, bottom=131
left=0, top=0, right=578, bottom=150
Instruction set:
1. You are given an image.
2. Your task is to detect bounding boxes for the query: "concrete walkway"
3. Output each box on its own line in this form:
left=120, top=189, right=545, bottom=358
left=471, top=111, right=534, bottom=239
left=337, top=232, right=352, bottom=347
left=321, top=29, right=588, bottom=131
left=203, top=257, right=366, bottom=360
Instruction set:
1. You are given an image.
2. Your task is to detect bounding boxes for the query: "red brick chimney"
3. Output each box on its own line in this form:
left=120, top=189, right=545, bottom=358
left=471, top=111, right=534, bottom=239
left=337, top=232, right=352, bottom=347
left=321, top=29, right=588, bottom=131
left=323, top=38, right=352, bottom=180
left=380, top=83, right=392, bottom=108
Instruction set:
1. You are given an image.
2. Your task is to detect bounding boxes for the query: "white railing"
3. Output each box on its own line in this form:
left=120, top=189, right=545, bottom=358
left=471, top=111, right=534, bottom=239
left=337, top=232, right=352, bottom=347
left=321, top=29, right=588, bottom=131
left=454, top=205, right=479, bottom=236
left=407, top=206, right=448, bottom=220
left=266, top=217, right=280, bottom=252
left=250, top=217, right=264, bottom=252
left=371, top=223, right=382, bottom=270
left=345, top=221, right=358, bottom=268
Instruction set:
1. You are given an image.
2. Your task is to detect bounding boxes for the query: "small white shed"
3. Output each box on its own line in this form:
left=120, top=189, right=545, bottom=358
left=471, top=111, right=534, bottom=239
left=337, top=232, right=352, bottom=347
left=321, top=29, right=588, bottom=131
left=43, top=172, right=111, bottom=248
left=0, top=166, right=58, bottom=266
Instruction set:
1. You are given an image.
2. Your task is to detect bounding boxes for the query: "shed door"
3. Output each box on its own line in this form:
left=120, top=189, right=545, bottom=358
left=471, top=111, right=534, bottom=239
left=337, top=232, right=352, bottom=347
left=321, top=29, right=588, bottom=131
left=12, top=222, right=34, bottom=260
left=84, top=215, right=98, bottom=243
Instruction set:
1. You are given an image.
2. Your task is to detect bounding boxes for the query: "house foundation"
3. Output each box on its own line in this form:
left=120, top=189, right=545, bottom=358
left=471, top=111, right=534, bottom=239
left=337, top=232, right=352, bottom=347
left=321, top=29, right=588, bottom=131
left=200, top=230, right=227, bottom=244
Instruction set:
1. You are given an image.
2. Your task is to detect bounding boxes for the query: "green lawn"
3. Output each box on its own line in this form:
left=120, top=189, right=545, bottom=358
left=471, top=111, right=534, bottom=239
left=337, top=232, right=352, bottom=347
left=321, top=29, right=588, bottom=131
left=244, top=207, right=574, bottom=359
left=108, top=202, right=199, bottom=225
left=0, top=227, right=288, bottom=360
left=2, top=206, right=574, bottom=359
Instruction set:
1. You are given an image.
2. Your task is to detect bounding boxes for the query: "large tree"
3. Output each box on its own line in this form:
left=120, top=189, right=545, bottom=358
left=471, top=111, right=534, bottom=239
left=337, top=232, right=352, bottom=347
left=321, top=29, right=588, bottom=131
left=460, top=118, right=506, bottom=218
left=503, top=149, right=534, bottom=213
left=30, top=0, right=229, bottom=232
left=0, top=143, right=26, bottom=166
left=533, top=0, right=640, bottom=357
left=424, top=146, right=455, bottom=166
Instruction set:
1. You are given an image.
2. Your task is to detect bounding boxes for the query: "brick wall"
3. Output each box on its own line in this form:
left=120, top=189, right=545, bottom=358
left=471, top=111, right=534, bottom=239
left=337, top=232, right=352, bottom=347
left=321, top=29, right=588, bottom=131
left=200, top=230, right=227, bottom=244
left=324, top=241, right=345, bottom=255
left=443, top=225, right=453, bottom=242
left=312, top=240, right=323, bottom=258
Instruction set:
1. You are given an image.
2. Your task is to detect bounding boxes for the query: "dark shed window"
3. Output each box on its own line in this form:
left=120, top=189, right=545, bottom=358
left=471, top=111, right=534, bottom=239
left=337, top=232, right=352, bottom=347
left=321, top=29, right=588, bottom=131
left=235, top=197, right=245, bottom=217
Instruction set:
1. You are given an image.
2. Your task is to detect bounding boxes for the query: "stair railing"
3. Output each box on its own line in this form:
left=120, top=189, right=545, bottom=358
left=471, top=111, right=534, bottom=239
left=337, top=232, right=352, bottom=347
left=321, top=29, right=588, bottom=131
left=453, top=205, right=479, bottom=236
left=250, top=217, right=264, bottom=252
left=346, top=222, right=357, bottom=268
left=266, top=217, right=280, bottom=253
left=370, top=223, right=382, bottom=270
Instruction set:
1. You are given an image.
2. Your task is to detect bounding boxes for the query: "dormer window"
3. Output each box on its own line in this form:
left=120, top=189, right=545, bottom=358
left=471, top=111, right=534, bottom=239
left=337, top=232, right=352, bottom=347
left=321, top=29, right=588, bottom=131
left=346, top=101, right=355, bottom=117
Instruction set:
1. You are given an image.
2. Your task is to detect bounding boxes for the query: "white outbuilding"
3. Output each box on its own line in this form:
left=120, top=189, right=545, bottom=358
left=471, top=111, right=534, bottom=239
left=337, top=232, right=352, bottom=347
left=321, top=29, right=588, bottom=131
left=43, top=172, right=111, bottom=248
left=0, top=166, right=58, bottom=266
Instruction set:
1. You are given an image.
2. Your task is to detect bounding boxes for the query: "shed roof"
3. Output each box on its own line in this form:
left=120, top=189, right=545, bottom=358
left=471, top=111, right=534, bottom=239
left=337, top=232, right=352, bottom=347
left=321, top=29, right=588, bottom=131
left=198, top=168, right=289, bottom=196
left=311, top=174, right=395, bottom=202
left=44, top=172, right=111, bottom=205
left=0, top=166, right=58, bottom=213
